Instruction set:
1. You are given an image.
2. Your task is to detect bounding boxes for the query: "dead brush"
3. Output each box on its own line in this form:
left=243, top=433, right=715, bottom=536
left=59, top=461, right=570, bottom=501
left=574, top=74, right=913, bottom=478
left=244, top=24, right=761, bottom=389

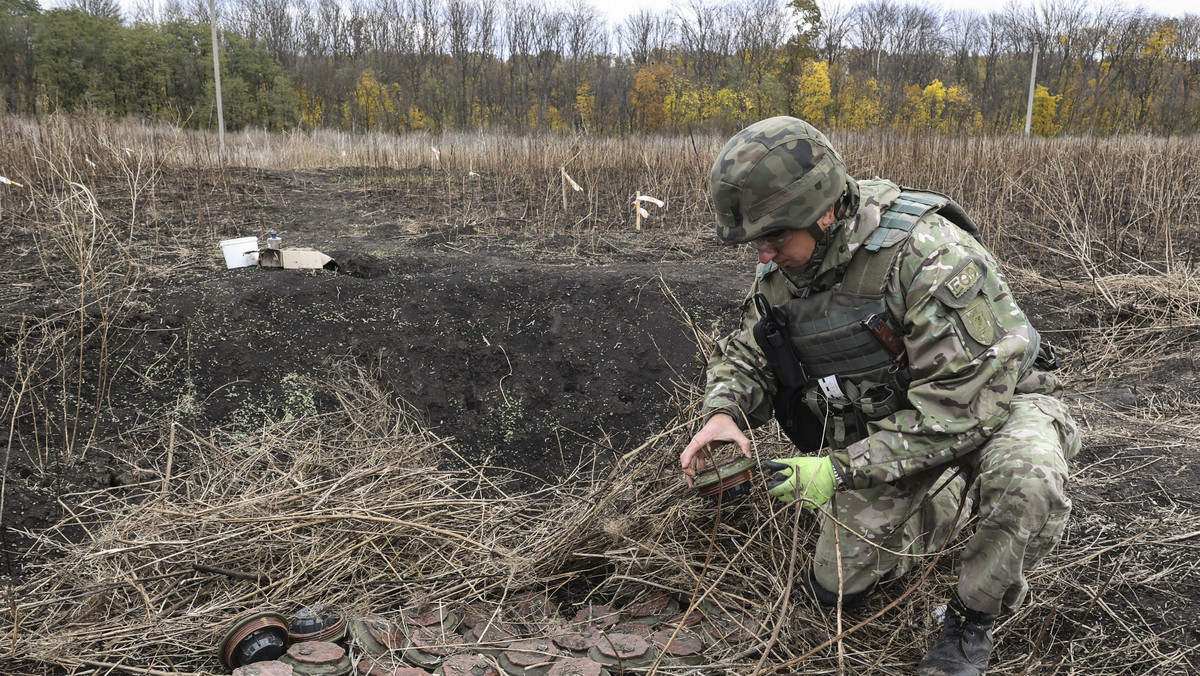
left=1, top=115, right=162, bottom=470
left=0, top=357, right=1196, bottom=675
left=2, top=115, right=1199, bottom=674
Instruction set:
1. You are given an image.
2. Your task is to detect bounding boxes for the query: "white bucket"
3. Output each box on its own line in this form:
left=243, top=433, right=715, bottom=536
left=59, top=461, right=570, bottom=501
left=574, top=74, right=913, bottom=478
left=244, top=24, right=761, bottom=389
left=219, top=236, right=260, bottom=269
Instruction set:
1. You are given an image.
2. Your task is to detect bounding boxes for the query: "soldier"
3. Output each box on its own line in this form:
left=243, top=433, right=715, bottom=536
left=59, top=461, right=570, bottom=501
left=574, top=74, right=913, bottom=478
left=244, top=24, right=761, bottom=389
left=679, top=116, right=1080, bottom=676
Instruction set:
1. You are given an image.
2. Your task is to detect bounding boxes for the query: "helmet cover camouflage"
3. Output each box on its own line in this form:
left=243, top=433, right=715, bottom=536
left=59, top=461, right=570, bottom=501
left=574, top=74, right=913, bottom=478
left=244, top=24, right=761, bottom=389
left=710, top=116, right=849, bottom=244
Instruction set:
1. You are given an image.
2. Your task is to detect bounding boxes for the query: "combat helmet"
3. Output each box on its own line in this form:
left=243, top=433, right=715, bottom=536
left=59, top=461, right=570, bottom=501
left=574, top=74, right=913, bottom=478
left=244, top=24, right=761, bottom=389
left=710, top=116, right=853, bottom=245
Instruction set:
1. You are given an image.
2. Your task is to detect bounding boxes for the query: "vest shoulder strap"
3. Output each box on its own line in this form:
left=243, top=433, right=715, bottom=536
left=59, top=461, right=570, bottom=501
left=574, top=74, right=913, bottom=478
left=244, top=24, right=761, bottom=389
left=897, top=188, right=982, bottom=241
left=841, top=190, right=981, bottom=296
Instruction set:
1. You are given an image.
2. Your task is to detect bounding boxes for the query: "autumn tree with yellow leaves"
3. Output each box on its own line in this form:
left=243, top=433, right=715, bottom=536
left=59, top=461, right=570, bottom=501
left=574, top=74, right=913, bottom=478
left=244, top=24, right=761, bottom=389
left=5, top=0, right=1197, bottom=136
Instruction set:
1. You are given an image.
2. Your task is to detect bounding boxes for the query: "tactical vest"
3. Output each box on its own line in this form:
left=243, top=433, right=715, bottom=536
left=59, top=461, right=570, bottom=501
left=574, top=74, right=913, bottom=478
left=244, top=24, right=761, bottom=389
left=760, top=189, right=984, bottom=451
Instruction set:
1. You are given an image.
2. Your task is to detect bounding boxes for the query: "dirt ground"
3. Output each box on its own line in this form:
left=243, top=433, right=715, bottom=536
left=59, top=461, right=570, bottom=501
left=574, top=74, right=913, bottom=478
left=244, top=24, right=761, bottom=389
left=2, top=165, right=1198, bottom=671
left=1, top=167, right=756, bottom=580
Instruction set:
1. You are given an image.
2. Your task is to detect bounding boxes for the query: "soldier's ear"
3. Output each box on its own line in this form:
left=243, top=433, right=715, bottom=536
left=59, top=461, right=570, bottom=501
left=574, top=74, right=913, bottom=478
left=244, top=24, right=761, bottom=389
left=817, top=205, right=837, bottom=231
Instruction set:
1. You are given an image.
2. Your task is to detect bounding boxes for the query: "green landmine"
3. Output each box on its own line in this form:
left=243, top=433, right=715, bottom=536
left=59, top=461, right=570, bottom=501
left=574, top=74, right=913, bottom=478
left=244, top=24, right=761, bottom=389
left=349, top=615, right=407, bottom=657
left=585, top=634, right=657, bottom=669
left=496, top=638, right=562, bottom=676
left=433, top=653, right=499, bottom=676
left=279, top=641, right=353, bottom=676
left=467, top=621, right=517, bottom=658
left=549, top=629, right=601, bottom=659
left=356, top=653, right=431, bottom=676
left=569, top=605, right=621, bottom=631
left=692, top=457, right=758, bottom=498
left=402, top=605, right=463, bottom=635
left=508, top=593, right=558, bottom=633
left=544, top=658, right=611, bottom=676
left=622, top=592, right=680, bottom=626
left=232, top=661, right=294, bottom=676
left=650, top=628, right=705, bottom=667
left=402, top=627, right=454, bottom=670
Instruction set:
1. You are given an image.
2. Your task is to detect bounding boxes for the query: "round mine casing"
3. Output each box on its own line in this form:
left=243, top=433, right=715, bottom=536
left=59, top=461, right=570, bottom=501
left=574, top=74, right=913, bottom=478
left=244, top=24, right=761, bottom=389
left=221, top=611, right=291, bottom=669
left=402, top=606, right=463, bottom=634
left=232, top=660, right=295, bottom=676
left=356, top=654, right=430, bottom=676
left=402, top=627, right=454, bottom=669
left=280, top=641, right=353, bottom=676
left=545, top=657, right=612, bottom=676
left=434, top=653, right=499, bottom=676
left=550, top=630, right=600, bottom=658
left=693, top=457, right=757, bottom=502
left=651, top=628, right=705, bottom=666
left=498, top=639, right=560, bottom=676
left=289, top=606, right=348, bottom=644
left=570, top=605, right=620, bottom=631
left=585, top=634, right=656, bottom=668
left=622, top=593, right=679, bottom=626
left=348, top=615, right=407, bottom=657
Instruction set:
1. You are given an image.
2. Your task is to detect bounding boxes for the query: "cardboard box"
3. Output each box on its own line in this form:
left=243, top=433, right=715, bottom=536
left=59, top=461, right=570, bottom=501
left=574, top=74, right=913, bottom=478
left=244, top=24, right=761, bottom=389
left=259, top=248, right=335, bottom=270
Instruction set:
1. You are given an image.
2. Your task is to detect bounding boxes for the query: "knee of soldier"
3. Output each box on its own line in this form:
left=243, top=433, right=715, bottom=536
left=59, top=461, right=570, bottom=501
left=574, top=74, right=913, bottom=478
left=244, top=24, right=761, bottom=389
left=978, top=453, right=1071, bottom=530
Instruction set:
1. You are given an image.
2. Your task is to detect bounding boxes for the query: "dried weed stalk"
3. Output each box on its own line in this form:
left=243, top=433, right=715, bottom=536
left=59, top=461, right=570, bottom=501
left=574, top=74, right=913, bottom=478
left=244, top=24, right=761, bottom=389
left=1, top=360, right=1195, bottom=675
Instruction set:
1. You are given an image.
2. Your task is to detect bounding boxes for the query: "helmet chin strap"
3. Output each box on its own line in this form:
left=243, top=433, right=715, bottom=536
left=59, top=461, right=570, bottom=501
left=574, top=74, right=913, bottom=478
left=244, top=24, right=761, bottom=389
left=806, top=229, right=834, bottom=271
left=805, top=218, right=828, bottom=244
left=836, top=178, right=861, bottom=221
left=801, top=187, right=854, bottom=272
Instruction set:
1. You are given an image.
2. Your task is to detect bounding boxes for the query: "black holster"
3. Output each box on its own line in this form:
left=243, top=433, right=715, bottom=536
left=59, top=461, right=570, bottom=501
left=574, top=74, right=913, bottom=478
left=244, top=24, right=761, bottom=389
left=752, top=293, right=824, bottom=453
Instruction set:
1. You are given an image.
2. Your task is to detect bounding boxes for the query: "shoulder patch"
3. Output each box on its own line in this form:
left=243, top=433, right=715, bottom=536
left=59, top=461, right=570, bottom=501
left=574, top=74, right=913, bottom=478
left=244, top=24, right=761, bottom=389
left=960, top=294, right=1000, bottom=346
left=932, top=256, right=987, bottom=309
left=946, top=260, right=983, bottom=299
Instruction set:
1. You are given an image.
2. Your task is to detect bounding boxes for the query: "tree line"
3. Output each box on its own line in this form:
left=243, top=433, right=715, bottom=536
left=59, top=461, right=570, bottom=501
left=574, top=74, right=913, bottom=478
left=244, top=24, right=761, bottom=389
left=1, top=0, right=1197, bottom=136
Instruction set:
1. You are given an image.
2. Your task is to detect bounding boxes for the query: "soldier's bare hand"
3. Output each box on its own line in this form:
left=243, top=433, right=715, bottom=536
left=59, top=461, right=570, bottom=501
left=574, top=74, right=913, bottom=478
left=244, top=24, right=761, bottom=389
left=679, top=414, right=752, bottom=487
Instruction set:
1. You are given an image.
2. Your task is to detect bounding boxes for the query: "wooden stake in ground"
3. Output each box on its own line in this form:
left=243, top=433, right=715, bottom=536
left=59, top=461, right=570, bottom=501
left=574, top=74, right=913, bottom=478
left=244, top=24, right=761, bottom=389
left=561, top=168, right=581, bottom=211
left=634, top=194, right=665, bottom=231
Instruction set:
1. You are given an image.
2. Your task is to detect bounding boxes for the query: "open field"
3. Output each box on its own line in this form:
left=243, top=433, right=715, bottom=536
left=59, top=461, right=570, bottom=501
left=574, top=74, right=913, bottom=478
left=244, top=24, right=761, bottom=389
left=0, top=116, right=1198, bottom=674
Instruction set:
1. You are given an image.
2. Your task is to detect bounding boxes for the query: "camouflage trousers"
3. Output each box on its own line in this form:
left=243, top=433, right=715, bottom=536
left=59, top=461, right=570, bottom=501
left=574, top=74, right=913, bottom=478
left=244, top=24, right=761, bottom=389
left=812, top=393, right=1080, bottom=614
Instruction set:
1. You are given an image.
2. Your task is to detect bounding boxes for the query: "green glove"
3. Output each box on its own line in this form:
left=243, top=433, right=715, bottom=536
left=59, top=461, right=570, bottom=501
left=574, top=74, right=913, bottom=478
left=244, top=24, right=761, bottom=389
left=763, top=456, right=838, bottom=508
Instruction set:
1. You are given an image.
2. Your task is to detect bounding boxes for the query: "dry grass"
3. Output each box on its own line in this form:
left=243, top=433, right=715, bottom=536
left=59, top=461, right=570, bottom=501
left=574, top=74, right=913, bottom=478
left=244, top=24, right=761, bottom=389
left=5, top=116, right=1197, bottom=263
left=2, top=352, right=1197, bottom=675
left=2, top=115, right=1199, bottom=674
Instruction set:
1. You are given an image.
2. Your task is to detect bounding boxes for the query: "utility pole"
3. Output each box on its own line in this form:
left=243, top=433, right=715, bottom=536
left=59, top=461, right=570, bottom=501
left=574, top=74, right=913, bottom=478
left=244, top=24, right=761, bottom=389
left=1023, top=44, right=1039, bottom=137
left=209, top=0, right=225, bottom=154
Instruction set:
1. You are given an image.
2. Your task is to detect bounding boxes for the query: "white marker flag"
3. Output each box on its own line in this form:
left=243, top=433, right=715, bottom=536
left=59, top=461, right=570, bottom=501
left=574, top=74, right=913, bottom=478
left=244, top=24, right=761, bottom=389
left=638, top=206, right=650, bottom=218
left=636, top=195, right=665, bottom=208
left=84, top=156, right=97, bottom=168
left=0, top=176, right=24, bottom=187
left=432, top=146, right=441, bottom=160
left=562, top=169, right=582, bottom=192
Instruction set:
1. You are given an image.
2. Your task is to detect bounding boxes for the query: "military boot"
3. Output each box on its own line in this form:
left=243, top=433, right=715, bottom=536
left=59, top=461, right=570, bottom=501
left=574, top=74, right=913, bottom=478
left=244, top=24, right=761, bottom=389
left=917, top=595, right=997, bottom=676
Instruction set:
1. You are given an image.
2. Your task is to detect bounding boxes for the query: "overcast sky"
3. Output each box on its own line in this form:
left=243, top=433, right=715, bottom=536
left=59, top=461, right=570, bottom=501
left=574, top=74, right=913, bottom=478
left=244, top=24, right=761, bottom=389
left=593, top=0, right=1196, bottom=23
left=107, top=0, right=1196, bottom=27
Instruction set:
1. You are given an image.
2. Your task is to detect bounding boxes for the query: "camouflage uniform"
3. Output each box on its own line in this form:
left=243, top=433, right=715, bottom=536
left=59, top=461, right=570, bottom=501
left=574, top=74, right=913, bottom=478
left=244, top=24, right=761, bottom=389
left=703, top=178, right=1081, bottom=615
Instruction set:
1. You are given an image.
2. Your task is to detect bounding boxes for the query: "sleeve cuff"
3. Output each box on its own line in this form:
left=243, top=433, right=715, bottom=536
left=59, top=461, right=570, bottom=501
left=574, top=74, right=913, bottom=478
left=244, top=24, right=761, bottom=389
left=703, top=406, right=750, bottom=430
left=829, top=451, right=858, bottom=490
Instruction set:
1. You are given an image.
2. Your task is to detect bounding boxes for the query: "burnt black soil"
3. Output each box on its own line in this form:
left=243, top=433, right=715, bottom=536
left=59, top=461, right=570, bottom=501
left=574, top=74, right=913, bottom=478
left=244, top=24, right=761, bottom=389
left=0, top=167, right=752, bottom=581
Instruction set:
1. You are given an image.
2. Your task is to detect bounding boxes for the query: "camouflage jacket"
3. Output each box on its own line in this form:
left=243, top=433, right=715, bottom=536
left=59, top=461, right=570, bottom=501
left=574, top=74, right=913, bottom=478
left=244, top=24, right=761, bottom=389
left=703, top=178, right=1064, bottom=489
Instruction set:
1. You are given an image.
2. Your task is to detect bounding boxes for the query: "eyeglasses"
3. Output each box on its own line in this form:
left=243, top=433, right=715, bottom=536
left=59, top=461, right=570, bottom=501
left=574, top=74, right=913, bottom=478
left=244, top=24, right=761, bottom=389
left=750, top=230, right=792, bottom=252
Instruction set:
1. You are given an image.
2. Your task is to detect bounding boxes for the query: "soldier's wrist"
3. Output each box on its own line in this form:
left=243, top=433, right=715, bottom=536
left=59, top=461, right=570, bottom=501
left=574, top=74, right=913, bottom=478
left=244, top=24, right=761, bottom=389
left=829, top=452, right=855, bottom=491
left=704, top=406, right=747, bottom=430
